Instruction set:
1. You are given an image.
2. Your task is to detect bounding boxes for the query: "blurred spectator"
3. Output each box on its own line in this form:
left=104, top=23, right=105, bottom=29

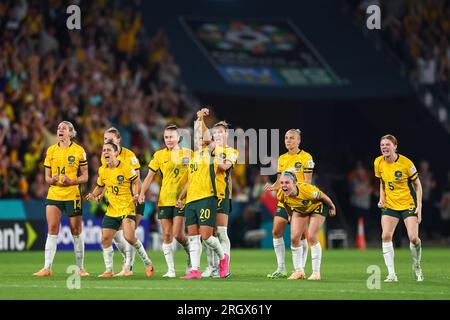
left=347, top=161, right=374, bottom=238
left=419, top=160, right=438, bottom=238
left=438, top=170, right=450, bottom=239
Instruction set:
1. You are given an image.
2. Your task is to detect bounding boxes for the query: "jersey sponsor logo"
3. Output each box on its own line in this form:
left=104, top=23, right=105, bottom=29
left=117, top=175, right=125, bottom=185
left=182, top=157, right=190, bottom=167
left=394, top=171, right=402, bottom=181
left=68, top=155, right=76, bottom=166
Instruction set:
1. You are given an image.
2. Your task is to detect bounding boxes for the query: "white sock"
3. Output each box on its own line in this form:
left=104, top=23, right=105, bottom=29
left=179, top=239, right=190, bottom=260
left=133, top=240, right=151, bottom=267
left=382, top=241, right=395, bottom=275
left=44, top=234, right=58, bottom=270
left=72, top=235, right=85, bottom=270
left=204, top=241, right=213, bottom=268
left=291, top=246, right=304, bottom=272
left=102, top=246, right=114, bottom=273
left=301, top=239, right=308, bottom=269
left=217, top=226, right=231, bottom=263
left=189, top=235, right=202, bottom=271
left=113, top=230, right=127, bottom=261
left=273, top=237, right=286, bottom=272
left=129, top=241, right=136, bottom=268
left=310, top=242, right=322, bottom=274
left=410, top=240, right=422, bottom=265
left=204, top=236, right=225, bottom=260
left=162, top=242, right=175, bottom=272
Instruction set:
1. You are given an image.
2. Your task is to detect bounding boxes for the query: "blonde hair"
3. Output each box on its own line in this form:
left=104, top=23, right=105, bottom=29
left=60, top=121, right=77, bottom=140
left=380, top=134, right=398, bottom=146
left=105, top=127, right=121, bottom=139
left=213, top=121, right=230, bottom=129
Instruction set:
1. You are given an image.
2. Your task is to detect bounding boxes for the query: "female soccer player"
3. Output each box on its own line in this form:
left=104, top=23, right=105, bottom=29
left=86, top=141, right=154, bottom=278
left=100, top=127, right=144, bottom=276
left=196, top=114, right=238, bottom=278
left=374, top=134, right=423, bottom=282
left=264, top=129, right=314, bottom=278
left=138, top=125, right=192, bottom=278
left=175, top=122, right=229, bottom=279
left=277, top=171, right=336, bottom=280
left=33, top=121, right=89, bottom=277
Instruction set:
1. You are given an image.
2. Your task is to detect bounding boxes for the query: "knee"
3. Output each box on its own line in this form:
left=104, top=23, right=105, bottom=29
left=124, top=234, right=136, bottom=244
left=162, top=232, right=173, bottom=244
left=272, top=228, right=283, bottom=238
left=309, top=235, right=318, bottom=245
left=381, top=232, right=393, bottom=242
left=102, top=236, right=112, bottom=247
left=47, top=225, right=59, bottom=235
left=291, top=238, right=301, bottom=247
left=70, top=226, right=81, bottom=236
left=174, top=231, right=185, bottom=243
left=409, top=235, right=420, bottom=244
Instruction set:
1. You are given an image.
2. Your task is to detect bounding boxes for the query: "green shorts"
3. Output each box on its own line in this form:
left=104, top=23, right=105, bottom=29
left=185, top=196, right=217, bottom=227
left=45, top=199, right=82, bottom=217
left=102, top=215, right=136, bottom=231
left=275, top=206, right=289, bottom=221
left=381, top=207, right=416, bottom=220
left=158, top=206, right=185, bottom=219
left=136, top=202, right=145, bottom=215
left=217, top=198, right=232, bottom=215
left=310, top=203, right=330, bottom=218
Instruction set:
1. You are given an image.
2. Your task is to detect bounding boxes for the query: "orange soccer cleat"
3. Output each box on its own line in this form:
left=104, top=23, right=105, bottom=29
left=288, top=271, right=305, bottom=280
left=32, top=268, right=52, bottom=277
left=307, top=272, right=321, bottom=281
left=98, top=271, right=114, bottom=278
left=145, top=265, right=154, bottom=278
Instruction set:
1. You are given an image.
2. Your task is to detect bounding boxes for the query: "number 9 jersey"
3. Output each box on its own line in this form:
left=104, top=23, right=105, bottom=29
left=148, top=147, right=192, bottom=207
left=44, top=142, right=87, bottom=201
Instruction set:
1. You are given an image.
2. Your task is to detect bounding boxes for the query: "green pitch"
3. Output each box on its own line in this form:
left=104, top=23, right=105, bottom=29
left=0, top=248, right=449, bottom=300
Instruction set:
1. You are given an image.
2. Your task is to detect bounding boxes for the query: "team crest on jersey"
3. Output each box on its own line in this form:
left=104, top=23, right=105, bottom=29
left=68, top=156, right=76, bottom=166
left=117, top=175, right=125, bottom=185
left=295, top=162, right=302, bottom=169
left=394, top=171, right=402, bottom=180
left=220, top=153, right=226, bottom=159
left=302, top=200, right=309, bottom=206
left=182, top=157, right=190, bottom=167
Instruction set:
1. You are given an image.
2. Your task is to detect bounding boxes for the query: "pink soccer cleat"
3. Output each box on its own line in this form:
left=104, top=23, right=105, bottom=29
left=219, top=254, right=230, bottom=278
left=180, top=270, right=201, bottom=279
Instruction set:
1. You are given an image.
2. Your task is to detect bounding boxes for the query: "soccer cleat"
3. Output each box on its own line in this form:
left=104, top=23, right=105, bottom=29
left=413, top=264, right=424, bottom=282
left=162, top=270, right=176, bottom=278
left=145, top=265, right=154, bottom=278
left=180, top=270, right=201, bottom=279
left=288, top=271, right=305, bottom=280
left=98, top=272, right=114, bottom=278
left=307, top=272, right=321, bottom=280
left=201, top=266, right=215, bottom=278
left=33, top=268, right=52, bottom=277
left=219, top=253, right=230, bottom=278
left=79, top=269, right=90, bottom=277
left=384, top=274, right=398, bottom=282
left=266, top=271, right=288, bottom=278
left=113, top=269, right=133, bottom=277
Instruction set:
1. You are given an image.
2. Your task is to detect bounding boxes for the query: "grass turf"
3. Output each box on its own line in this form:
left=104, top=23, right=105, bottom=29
left=0, top=248, right=449, bottom=300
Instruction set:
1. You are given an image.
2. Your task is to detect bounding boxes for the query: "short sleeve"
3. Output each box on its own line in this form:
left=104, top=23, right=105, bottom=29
left=405, top=158, right=418, bottom=181
left=97, top=168, right=105, bottom=187
left=128, top=150, right=141, bottom=170
left=276, top=189, right=284, bottom=203
left=148, top=152, right=160, bottom=172
left=302, top=184, right=321, bottom=201
left=44, top=146, right=53, bottom=168
left=303, top=154, right=315, bottom=173
left=374, top=158, right=381, bottom=178
left=277, top=156, right=284, bottom=174
left=79, top=147, right=88, bottom=166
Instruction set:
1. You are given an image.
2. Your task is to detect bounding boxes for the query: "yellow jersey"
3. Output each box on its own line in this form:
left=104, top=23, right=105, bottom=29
left=97, top=161, right=137, bottom=217
left=277, top=182, right=323, bottom=215
left=374, top=154, right=418, bottom=211
left=213, top=146, right=239, bottom=200
left=101, top=146, right=140, bottom=171
left=277, top=150, right=315, bottom=182
left=148, top=147, right=192, bottom=206
left=44, top=142, right=87, bottom=201
left=186, top=146, right=216, bottom=204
